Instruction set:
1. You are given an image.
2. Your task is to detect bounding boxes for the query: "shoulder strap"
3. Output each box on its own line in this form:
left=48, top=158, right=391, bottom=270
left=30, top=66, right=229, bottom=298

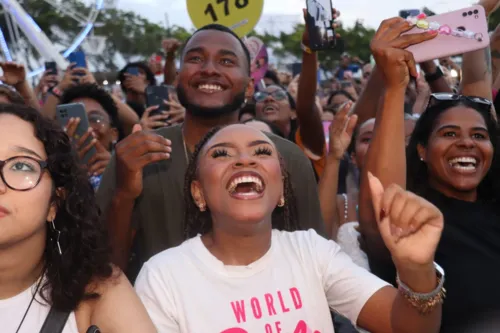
left=39, top=307, right=71, bottom=333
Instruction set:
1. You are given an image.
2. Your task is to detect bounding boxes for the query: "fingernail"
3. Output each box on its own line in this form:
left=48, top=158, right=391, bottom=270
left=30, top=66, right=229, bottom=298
left=390, top=223, right=397, bottom=236
left=165, top=153, right=170, bottom=158
left=379, top=208, right=386, bottom=221
left=409, top=224, right=416, bottom=233
left=427, top=30, right=438, bottom=35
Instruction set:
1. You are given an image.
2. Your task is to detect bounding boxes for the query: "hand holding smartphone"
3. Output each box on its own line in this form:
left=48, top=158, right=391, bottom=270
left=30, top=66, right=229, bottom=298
left=305, top=0, right=336, bottom=51
left=146, top=86, right=170, bottom=116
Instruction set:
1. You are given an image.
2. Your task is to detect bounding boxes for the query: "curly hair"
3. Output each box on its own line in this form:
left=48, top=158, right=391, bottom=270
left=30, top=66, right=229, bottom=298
left=60, top=83, right=125, bottom=141
left=118, top=61, right=156, bottom=94
left=0, top=104, right=113, bottom=311
left=407, top=101, right=500, bottom=203
left=183, top=126, right=299, bottom=239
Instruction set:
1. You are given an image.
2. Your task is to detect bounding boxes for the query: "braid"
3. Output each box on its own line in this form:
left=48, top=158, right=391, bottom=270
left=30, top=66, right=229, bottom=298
left=183, top=126, right=300, bottom=239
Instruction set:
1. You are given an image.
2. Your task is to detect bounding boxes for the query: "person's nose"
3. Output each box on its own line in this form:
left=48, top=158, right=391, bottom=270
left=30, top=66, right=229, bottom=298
left=456, top=136, right=475, bottom=149
left=233, top=152, right=257, bottom=168
left=200, top=58, right=219, bottom=76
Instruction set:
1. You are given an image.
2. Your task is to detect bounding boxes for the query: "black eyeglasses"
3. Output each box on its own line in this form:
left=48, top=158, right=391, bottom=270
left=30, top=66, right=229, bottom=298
left=254, top=90, right=288, bottom=103
left=427, top=93, right=492, bottom=113
left=0, top=156, right=48, bottom=191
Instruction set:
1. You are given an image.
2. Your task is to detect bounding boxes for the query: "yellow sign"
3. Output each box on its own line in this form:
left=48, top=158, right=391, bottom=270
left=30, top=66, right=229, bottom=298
left=187, top=0, right=264, bottom=38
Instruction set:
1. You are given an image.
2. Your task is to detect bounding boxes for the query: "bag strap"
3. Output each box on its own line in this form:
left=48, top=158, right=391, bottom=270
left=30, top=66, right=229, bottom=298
left=39, top=307, right=71, bottom=333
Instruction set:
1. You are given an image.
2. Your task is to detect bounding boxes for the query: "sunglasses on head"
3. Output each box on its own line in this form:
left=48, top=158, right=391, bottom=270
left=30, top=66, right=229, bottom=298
left=427, top=93, right=492, bottom=113
left=254, top=90, right=288, bottom=102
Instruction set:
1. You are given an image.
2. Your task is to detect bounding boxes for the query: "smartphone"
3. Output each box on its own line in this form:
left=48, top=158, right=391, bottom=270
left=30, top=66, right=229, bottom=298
left=403, top=5, right=489, bottom=63
left=399, top=9, right=421, bottom=19
left=305, top=0, right=336, bottom=51
left=56, top=103, right=96, bottom=165
left=291, top=63, right=302, bottom=77
left=126, top=66, right=139, bottom=76
left=44, top=61, right=57, bottom=75
left=86, top=326, right=101, bottom=333
left=68, top=51, right=86, bottom=69
left=146, top=85, right=170, bottom=116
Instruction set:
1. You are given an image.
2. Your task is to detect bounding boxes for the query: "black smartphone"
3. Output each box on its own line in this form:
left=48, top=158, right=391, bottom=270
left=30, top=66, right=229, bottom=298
left=291, top=63, right=302, bottom=77
left=44, top=62, right=57, bottom=75
left=146, top=85, right=170, bottom=116
left=305, top=0, right=336, bottom=51
left=340, top=80, right=352, bottom=89
left=399, top=9, right=421, bottom=19
left=86, top=326, right=101, bottom=333
left=56, top=103, right=96, bottom=165
left=126, top=66, right=139, bottom=76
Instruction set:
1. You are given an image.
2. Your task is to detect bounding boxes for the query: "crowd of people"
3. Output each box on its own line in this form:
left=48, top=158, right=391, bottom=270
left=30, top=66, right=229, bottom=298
left=1, top=0, right=500, bottom=332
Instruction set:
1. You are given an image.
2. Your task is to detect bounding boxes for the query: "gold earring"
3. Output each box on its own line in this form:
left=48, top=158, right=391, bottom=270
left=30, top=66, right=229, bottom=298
left=198, top=203, right=206, bottom=212
left=278, top=197, right=285, bottom=207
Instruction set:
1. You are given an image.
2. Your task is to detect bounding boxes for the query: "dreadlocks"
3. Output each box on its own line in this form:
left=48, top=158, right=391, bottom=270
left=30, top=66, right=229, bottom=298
left=183, top=126, right=299, bottom=239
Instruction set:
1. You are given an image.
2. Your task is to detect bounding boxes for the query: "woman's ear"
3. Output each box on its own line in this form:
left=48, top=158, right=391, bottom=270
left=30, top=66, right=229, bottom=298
left=46, top=187, right=65, bottom=222
left=110, top=127, right=119, bottom=144
left=417, top=143, right=427, bottom=162
left=190, top=180, right=206, bottom=210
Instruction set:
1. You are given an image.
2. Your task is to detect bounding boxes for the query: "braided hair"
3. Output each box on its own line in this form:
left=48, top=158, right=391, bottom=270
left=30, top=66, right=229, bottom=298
left=183, top=126, right=299, bottom=239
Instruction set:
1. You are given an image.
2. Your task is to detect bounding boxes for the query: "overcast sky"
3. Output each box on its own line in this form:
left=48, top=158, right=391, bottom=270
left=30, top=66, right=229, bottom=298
left=116, top=0, right=475, bottom=30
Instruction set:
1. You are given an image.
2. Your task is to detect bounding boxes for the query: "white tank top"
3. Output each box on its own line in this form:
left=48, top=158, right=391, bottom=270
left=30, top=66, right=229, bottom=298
left=0, top=282, right=79, bottom=333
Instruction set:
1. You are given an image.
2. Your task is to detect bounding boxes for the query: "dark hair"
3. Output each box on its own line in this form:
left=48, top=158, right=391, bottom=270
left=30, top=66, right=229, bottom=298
left=327, top=90, right=355, bottom=106
left=239, top=102, right=256, bottom=121
left=0, top=104, right=113, bottom=311
left=242, top=118, right=285, bottom=138
left=181, top=24, right=251, bottom=74
left=183, top=126, right=299, bottom=238
left=118, top=61, right=157, bottom=93
left=0, top=85, right=25, bottom=105
left=264, top=70, right=280, bottom=85
left=407, top=101, right=500, bottom=202
left=60, top=83, right=125, bottom=140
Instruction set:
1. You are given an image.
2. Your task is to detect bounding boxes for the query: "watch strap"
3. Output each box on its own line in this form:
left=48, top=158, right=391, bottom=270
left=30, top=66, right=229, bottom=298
left=424, top=66, right=444, bottom=83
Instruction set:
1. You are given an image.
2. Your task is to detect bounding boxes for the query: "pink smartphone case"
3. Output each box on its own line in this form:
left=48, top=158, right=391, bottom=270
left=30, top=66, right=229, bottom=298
left=403, top=5, right=489, bottom=63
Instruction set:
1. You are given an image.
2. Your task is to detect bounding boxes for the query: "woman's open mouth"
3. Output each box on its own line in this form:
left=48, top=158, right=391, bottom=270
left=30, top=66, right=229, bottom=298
left=448, top=156, right=478, bottom=174
left=227, top=172, right=265, bottom=200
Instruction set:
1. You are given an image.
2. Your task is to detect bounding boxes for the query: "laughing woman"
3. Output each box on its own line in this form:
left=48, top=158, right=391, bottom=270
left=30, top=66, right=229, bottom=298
left=0, top=104, right=155, bottom=333
left=136, top=123, right=446, bottom=333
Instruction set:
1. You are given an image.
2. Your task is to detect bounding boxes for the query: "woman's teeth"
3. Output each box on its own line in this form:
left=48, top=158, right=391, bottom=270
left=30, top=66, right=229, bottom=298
left=228, top=176, right=264, bottom=193
left=448, top=157, right=478, bottom=172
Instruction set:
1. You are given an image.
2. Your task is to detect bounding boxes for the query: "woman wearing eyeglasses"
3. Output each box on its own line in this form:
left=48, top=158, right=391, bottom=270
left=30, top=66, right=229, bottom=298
left=358, top=18, right=500, bottom=332
left=254, top=85, right=326, bottom=178
left=0, top=104, right=155, bottom=333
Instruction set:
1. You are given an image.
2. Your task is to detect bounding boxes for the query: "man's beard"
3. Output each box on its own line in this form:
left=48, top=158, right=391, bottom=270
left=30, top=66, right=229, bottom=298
left=177, top=84, right=246, bottom=119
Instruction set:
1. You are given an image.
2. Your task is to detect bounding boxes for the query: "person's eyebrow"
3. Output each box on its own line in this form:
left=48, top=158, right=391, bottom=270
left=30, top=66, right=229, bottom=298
left=436, top=125, right=488, bottom=132
left=219, top=49, right=238, bottom=58
left=184, top=46, right=204, bottom=56
left=205, top=140, right=273, bottom=155
left=11, top=145, right=44, bottom=159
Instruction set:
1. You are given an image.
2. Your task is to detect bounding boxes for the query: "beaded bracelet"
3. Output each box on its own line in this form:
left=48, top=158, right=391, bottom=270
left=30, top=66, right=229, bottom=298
left=406, top=13, right=484, bottom=42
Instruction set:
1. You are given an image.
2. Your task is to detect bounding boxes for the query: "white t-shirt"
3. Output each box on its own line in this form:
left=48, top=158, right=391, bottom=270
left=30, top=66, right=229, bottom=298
left=135, top=229, right=389, bottom=333
left=0, top=282, right=78, bottom=333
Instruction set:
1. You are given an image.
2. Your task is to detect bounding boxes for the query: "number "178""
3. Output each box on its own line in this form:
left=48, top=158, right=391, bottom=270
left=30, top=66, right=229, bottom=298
left=204, top=0, right=250, bottom=22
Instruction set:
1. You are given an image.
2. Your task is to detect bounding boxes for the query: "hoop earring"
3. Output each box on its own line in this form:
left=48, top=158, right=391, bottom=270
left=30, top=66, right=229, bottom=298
left=278, top=196, right=285, bottom=207
left=51, top=219, right=63, bottom=256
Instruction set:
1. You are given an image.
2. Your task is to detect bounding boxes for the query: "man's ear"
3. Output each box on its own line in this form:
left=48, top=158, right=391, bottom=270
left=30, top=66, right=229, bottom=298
left=245, top=78, right=255, bottom=99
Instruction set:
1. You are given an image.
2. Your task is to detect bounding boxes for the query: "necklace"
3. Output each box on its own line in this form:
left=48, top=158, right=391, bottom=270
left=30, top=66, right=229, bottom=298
left=181, top=125, right=190, bottom=165
left=15, top=273, right=45, bottom=333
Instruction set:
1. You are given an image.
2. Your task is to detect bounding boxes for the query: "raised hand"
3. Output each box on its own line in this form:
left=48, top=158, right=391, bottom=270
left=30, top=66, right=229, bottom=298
left=0, top=62, right=26, bottom=86
left=367, top=172, right=443, bottom=268
left=115, top=124, right=172, bottom=199
left=370, top=17, right=437, bottom=89
left=328, top=101, right=357, bottom=160
left=162, top=38, right=181, bottom=55
left=124, top=74, right=147, bottom=94
left=163, top=97, right=186, bottom=125
left=57, top=64, right=81, bottom=91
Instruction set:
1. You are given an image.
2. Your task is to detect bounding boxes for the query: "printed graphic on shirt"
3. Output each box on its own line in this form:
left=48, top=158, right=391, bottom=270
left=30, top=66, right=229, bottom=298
left=220, top=287, right=321, bottom=333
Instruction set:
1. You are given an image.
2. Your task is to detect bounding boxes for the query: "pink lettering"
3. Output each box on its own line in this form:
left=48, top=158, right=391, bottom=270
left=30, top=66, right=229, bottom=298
left=277, top=291, right=290, bottom=313
left=231, top=300, right=246, bottom=323
left=290, top=288, right=303, bottom=309
left=221, top=329, right=248, bottom=333
left=250, top=297, right=262, bottom=319
left=264, top=293, right=277, bottom=316
left=265, top=324, right=273, bottom=333
left=294, top=321, right=306, bottom=333
left=275, top=321, right=282, bottom=333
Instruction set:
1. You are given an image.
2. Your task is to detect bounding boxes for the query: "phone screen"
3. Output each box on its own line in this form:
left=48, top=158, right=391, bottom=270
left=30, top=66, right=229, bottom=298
left=399, top=9, right=421, bottom=19
left=44, top=62, right=57, bottom=75
left=305, top=0, right=335, bottom=51
left=146, top=86, right=170, bottom=115
left=323, top=121, right=331, bottom=151
left=126, top=67, right=139, bottom=76
left=68, top=51, right=86, bottom=69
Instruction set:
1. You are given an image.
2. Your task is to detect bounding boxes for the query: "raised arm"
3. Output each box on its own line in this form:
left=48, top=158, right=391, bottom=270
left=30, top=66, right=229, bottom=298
left=318, top=102, right=357, bottom=238
left=163, top=38, right=181, bottom=86
left=358, top=18, right=437, bottom=258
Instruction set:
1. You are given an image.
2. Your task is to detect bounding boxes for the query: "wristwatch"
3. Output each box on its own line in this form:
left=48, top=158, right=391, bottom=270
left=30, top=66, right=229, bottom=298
left=424, top=66, right=444, bottom=83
